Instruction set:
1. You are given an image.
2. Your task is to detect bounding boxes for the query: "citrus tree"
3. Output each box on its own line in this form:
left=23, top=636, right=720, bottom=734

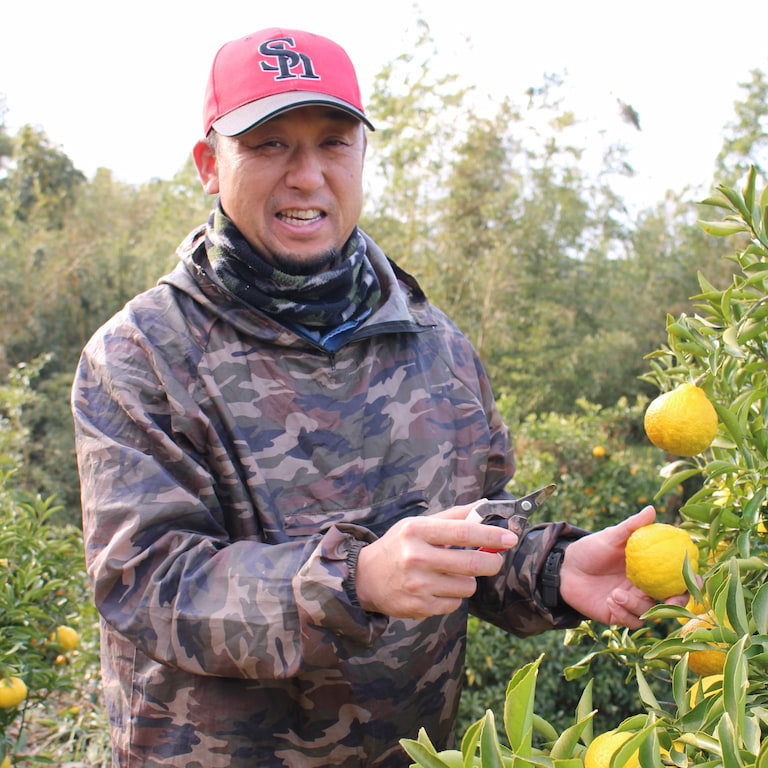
left=400, top=171, right=768, bottom=766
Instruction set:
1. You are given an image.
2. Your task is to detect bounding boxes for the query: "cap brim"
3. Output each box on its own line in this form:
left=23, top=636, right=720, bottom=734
left=211, top=91, right=375, bottom=135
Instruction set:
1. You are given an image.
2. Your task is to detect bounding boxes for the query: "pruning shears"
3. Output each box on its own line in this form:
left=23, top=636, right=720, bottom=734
left=466, top=483, right=557, bottom=552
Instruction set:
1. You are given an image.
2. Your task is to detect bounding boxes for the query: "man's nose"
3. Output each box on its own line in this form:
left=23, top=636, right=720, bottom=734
left=284, top=146, right=324, bottom=191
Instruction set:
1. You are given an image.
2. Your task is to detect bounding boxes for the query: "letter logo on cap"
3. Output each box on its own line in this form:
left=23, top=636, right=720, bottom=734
left=258, top=37, right=320, bottom=81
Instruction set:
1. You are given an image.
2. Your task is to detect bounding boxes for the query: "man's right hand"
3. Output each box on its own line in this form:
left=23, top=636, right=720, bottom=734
left=354, top=504, right=518, bottom=619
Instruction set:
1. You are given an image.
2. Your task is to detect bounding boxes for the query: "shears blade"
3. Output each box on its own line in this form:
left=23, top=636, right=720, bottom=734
left=467, top=483, right=557, bottom=550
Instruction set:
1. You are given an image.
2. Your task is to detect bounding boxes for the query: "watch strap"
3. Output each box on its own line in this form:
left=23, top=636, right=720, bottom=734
left=540, top=540, right=572, bottom=610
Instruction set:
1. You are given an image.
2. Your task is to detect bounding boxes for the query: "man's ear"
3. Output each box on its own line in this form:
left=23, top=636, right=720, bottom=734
left=192, top=140, right=220, bottom=194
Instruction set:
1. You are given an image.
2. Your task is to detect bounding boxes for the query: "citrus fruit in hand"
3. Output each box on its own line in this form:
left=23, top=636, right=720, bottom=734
left=625, top=523, right=698, bottom=600
left=0, top=676, right=28, bottom=709
left=584, top=731, right=640, bottom=768
left=644, top=383, right=718, bottom=456
left=51, top=625, right=80, bottom=652
left=680, top=611, right=728, bottom=676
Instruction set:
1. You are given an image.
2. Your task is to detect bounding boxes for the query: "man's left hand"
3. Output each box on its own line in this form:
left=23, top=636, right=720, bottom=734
left=558, top=505, right=687, bottom=628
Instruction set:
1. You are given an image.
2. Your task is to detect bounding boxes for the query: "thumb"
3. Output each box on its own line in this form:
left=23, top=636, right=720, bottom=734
left=614, top=505, right=656, bottom=542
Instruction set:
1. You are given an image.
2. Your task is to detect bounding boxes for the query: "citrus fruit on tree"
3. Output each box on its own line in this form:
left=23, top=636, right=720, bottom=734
left=1, top=755, right=10, bottom=768
left=643, top=383, right=718, bottom=456
left=50, top=625, right=80, bottom=652
left=625, top=523, right=698, bottom=601
left=0, top=676, right=28, bottom=709
left=680, top=612, right=728, bottom=676
left=584, top=731, right=640, bottom=768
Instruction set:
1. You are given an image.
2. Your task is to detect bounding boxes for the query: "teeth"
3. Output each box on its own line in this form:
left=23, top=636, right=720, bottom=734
left=279, top=209, right=323, bottom=225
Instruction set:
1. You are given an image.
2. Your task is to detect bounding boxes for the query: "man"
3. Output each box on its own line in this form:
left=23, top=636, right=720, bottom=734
left=72, top=28, right=667, bottom=767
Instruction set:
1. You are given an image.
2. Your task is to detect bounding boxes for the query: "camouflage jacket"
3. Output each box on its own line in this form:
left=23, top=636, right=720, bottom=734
left=72, top=227, right=584, bottom=768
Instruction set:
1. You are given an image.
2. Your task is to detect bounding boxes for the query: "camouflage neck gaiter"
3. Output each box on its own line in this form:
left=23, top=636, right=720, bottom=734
left=205, top=202, right=381, bottom=332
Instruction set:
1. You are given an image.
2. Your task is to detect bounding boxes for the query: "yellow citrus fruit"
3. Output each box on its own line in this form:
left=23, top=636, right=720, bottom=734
left=680, top=612, right=728, bottom=676
left=584, top=731, right=640, bottom=768
left=644, top=383, right=718, bottom=456
left=592, top=445, right=606, bottom=458
left=0, top=676, right=28, bottom=709
left=1, top=756, right=10, bottom=768
left=51, top=625, right=80, bottom=652
left=625, top=523, right=698, bottom=600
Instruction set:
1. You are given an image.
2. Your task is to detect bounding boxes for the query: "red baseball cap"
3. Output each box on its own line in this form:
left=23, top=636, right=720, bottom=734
left=203, top=28, right=374, bottom=136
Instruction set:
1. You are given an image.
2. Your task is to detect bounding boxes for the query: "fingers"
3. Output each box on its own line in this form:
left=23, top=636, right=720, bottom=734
left=606, top=587, right=656, bottom=629
left=408, top=514, right=519, bottom=554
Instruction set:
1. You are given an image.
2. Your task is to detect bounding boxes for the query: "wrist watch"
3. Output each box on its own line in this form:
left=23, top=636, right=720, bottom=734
left=540, top=540, right=572, bottom=610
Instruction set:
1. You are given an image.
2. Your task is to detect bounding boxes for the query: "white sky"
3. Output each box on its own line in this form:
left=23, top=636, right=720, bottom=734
left=3, top=0, right=767, bottom=210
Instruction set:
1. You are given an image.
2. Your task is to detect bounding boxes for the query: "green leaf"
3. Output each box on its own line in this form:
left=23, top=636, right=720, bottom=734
left=699, top=193, right=735, bottom=210
left=717, top=184, right=751, bottom=219
left=756, top=731, right=768, bottom=768
left=714, top=403, right=746, bottom=451
left=655, top=467, right=703, bottom=498
left=574, top=677, right=594, bottom=745
left=752, top=582, right=768, bottom=635
left=697, top=219, right=749, bottom=237
left=725, top=559, right=750, bottom=636
left=504, top=656, right=542, bottom=754
left=718, top=713, right=745, bottom=768
left=634, top=664, right=660, bottom=710
left=400, top=732, right=455, bottom=768
left=743, top=165, right=757, bottom=215
left=549, top=710, right=596, bottom=760
left=672, top=652, right=691, bottom=713
left=479, top=711, right=504, bottom=768
left=723, top=636, right=749, bottom=736
left=531, top=714, right=558, bottom=744
left=637, top=727, right=663, bottom=768
left=461, top=719, right=485, bottom=759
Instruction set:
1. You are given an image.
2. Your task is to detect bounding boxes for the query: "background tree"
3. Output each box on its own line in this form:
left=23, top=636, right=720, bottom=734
left=714, top=68, right=768, bottom=187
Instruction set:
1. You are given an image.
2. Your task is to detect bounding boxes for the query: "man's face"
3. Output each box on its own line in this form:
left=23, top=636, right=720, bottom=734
left=195, top=106, right=366, bottom=275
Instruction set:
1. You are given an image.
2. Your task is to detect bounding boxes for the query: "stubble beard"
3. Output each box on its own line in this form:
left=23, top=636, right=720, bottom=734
left=269, top=247, right=341, bottom=276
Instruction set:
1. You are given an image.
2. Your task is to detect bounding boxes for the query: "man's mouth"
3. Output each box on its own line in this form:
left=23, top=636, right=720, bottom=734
left=277, top=208, right=325, bottom=226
